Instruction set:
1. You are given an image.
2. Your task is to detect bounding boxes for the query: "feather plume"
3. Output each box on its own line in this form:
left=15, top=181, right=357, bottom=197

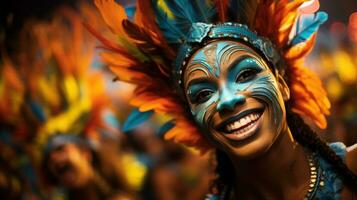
left=135, top=0, right=156, bottom=30
left=100, top=52, right=137, bottom=68
left=299, top=0, right=320, bottom=14
left=285, top=33, right=330, bottom=129
left=94, top=0, right=127, bottom=35
left=135, top=0, right=175, bottom=59
left=152, top=0, right=215, bottom=44
left=215, top=0, right=229, bottom=22
left=291, top=11, right=328, bottom=45
left=237, top=0, right=260, bottom=27
left=164, top=0, right=200, bottom=24
left=123, top=20, right=166, bottom=57
left=122, top=109, right=154, bottom=132
left=152, top=0, right=187, bottom=43
left=227, top=0, right=259, bottom=26
left=158, top=120, right=175, bottom=137
left=193, top=0, right=216, bottom=23
left=286, top=34, right=316, bottom=60
left=276, top=0, right=307, bottom=46
left=83, top=23, right=137, bottom=60
left=94, top=0, right=148, bottom=62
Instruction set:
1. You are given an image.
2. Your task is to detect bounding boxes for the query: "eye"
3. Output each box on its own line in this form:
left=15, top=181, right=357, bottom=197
left=236, top=69, right=259, bottom=83
left=193, top=89, right=214, bottom=104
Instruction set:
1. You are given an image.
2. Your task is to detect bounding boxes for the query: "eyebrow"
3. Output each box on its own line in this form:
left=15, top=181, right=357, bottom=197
left=226, top=55, right=252, bottom=73
left=186, top=77, right=213, bottom=89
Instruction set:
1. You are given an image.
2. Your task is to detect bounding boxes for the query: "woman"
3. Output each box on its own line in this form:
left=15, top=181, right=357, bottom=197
left=91, top=0, right=357, bottom=199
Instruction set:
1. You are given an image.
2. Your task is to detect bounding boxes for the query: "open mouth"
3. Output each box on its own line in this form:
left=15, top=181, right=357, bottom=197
left=54, top=161, right=73, bottom=175
left=216, top=108, right=264, bottom=140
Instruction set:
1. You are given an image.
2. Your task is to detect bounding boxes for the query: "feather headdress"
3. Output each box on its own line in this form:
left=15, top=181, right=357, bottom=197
left=92, top=0, right=330, bottom=154
left=0, top=4, right=120, bottom=162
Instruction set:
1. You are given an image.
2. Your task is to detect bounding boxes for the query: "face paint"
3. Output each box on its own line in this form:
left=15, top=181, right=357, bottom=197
left=183, top=40, right=288, bottom=157
left=186, top=42, right=249, bottom=126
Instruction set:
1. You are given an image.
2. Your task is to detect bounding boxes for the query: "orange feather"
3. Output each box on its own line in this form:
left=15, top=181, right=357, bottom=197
left=94, top=0, right=127, bottom=35
left=285, top=34, right=316, bottom=60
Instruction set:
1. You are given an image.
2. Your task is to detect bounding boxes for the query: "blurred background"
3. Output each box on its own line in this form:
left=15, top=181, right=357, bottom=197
left=0, top=0, right=356, bottom=199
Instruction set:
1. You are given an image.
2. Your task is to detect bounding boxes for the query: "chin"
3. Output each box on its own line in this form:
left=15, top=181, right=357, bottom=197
left=229, top=134, right=277, bottom=160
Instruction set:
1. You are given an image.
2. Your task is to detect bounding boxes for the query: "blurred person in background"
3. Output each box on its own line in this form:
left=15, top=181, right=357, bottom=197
left=121, top=119, right=214, bottom=200
left=0, top=2, right=137, bottom=199
left=41, top=134, right=135, bottom=200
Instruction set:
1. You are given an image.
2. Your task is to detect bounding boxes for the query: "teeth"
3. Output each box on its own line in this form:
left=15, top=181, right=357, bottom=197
left=225, top=113, right=261, bottom=132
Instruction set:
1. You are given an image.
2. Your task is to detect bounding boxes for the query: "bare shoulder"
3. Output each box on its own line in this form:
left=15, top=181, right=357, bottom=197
left=346, top=143, right=357, bottom=175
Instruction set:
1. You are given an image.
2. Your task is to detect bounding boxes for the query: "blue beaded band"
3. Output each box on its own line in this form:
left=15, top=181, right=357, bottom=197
left=173, top=22, right=282, bottom=87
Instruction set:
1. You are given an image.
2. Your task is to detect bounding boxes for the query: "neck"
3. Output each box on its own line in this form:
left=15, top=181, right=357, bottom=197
left=68, top=170, right=111, bottom=200
left=230, top=127, right=310, bottom=199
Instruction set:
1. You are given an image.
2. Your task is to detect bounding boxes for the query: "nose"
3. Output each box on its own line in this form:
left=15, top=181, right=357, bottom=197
left=216, top=85, right=246, bottom=111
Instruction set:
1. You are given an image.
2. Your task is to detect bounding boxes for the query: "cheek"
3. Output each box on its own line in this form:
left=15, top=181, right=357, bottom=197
left=248, top=73, right=284, bottom=127
left=189, top=94, right=218, bottom=129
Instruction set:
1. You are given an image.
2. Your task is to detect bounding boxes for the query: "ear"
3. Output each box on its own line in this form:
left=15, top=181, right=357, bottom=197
left=277, top=74, right=290, bottom=101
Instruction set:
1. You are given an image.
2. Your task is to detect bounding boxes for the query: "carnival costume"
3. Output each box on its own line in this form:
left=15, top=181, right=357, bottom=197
left=92, top=0, right=329, bottom=153
left=89, top=0, right=356, bottom=199
left=0, top=5, right=120, bottom=196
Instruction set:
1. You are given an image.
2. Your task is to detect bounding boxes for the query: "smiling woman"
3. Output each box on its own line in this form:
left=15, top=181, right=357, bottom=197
left=92, top=0, right=357, bottom=199
left=184, top=40, right=289, bottom=158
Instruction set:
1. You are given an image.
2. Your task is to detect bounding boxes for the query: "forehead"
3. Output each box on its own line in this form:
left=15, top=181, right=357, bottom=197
left=192, top=40, right=260, bottom=59
left=184, top=40, right=265, bottom=79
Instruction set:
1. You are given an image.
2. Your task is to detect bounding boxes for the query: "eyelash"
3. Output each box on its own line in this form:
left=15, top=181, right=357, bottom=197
left=236, top=68, right=259, bottom=83
left=192, top=89, right=213, bottom=104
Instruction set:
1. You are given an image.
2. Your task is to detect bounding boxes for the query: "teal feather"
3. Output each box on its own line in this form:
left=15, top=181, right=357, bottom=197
left=28, top=100, right=46, bottom=123
left=124, top=4, right=136, bottom=20
left=152, top=0, right=215, bottom=44
left=194, top=0, right=216, bottom=23
left=291, top=11, right=328, bottom=45
left=157, top=120, right=175, bottom=137
left=152, top=0, right=186, bottom=43
left=122, top=109, right=154, bottom=132
left=165, top=0, right=215, bottom=24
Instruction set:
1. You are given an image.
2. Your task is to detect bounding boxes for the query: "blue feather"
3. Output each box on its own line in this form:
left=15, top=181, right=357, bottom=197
left=152, top=0, right=215, bottom=44
left=152, top=0, right=186, bottom=43
left=28, top=100, right=46, bottom=122
left=122, top=109, right=154, bottom=132
left=103, top=110, right=120, bottom=129
left=157, top=120, right=175, bottom=137
left=193, top=0, right=216, bottom=23
left=124, top=4, right=136, bottom=20
left=0, top=130, right=13, bottom=146
left=165, top=0, right=215, bottom=26
left=291, top=11, right=328, bottom=45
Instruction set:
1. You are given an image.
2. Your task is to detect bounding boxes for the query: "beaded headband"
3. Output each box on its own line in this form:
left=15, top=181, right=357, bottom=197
left=173, top=22, right=282, bottom=86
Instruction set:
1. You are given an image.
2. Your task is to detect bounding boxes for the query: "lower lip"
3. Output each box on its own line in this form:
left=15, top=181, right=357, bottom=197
left=223, top=113, right=263, bottom=141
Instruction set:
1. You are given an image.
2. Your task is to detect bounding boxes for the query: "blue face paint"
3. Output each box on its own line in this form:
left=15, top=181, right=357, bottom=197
left=184, top=40, right=285, bottom=132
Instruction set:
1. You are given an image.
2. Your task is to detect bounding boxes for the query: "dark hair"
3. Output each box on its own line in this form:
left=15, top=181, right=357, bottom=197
left=286, top=109, right=357, bottom=188
left=213, top=107, right=357, bottom=197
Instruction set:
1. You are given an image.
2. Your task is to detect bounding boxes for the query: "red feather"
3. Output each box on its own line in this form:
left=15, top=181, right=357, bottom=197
left=135, top=0, right=175, bottom=59
left=122, top=19, right=171, bottom=76
left=215, top=0, right=229, bottom=22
